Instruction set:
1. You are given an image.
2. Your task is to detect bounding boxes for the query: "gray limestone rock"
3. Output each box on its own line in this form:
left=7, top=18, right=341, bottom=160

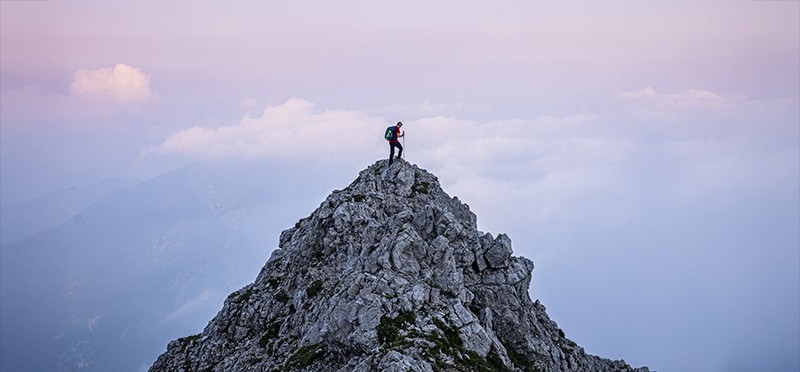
left=150, top=160, right=649, bottom=372
left=485, top=233, right=513, bottom=269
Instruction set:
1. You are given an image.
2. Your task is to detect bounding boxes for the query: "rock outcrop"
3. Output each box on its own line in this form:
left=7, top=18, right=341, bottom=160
left=150, top=160, right=648, bottom=372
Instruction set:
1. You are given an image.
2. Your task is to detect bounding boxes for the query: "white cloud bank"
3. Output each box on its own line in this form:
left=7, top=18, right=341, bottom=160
left=147, top=95, right=798, bottom=236
left=617, top=86, right=744, bottom=109
left=71, top=63, right=152, bottom=103
left=148, top=97, right=795, bottom=222
left=146, top=98, right=384, bottom=160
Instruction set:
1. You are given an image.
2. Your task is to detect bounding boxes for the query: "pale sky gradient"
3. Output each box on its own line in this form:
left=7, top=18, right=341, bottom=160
left=2, top=1, right=798, bottom=371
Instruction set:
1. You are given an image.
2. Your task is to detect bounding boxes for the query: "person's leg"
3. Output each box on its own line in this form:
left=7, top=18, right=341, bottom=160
left=389, top=143, right=396, bottom=165
left=396, top=142, right=403, bottom=159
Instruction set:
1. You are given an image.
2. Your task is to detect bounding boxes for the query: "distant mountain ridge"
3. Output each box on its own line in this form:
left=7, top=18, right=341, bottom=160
left=0, top=163, right=292, bottom=372
left=0, top=177, right=140, bottom=245
left=150, top=160, right=649, bottom=371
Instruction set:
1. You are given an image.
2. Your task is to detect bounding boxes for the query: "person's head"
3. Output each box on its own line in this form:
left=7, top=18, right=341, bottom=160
left=396, top=121, right=403, bottom=128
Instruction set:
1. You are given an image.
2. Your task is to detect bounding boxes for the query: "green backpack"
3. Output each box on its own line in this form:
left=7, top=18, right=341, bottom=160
left=384, top=126, right=395, bottom=141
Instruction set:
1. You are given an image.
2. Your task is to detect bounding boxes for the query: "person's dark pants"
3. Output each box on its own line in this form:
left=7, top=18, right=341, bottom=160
left=389, top=141, right=403, bottom=164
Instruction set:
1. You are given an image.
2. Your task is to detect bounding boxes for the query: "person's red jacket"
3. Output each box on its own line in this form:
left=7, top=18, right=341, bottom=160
left=390, top=126, right=402, bottom=144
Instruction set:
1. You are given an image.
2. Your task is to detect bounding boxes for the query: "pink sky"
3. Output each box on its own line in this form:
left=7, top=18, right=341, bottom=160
left=2, top=2, right=797, bottom=110
left=1, top=2, right=798, bottom=371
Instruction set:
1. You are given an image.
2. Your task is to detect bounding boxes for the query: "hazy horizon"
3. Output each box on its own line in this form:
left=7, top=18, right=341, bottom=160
left=2, top=1, right=798, bottom=371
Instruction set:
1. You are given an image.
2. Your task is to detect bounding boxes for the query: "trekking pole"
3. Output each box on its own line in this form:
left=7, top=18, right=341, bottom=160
left=402, top=131, right=405, bottom=159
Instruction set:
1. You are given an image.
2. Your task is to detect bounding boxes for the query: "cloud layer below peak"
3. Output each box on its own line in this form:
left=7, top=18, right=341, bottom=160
left=616, top=86, right=748, bottom=110
left=145, top=98, right=383, bottom=160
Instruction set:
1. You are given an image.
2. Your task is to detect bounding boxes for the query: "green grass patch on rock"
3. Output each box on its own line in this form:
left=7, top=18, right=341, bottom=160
left=412, top=181, right=431, bottom=195
left=306, top=279, right=324, bottom=298
left=282, top=343, right=324, bottom=371
left=425, top=318, right=510, bottom=372
left=259, top=321, right=282, bottom=348
left=377, top=311, right=416, bottom=345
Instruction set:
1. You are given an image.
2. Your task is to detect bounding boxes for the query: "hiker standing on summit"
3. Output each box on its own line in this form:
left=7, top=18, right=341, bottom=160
left=387, top=121, right=404, bottom=165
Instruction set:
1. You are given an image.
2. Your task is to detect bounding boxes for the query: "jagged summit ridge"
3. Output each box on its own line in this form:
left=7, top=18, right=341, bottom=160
left=151, top=160, right=648, bottom=372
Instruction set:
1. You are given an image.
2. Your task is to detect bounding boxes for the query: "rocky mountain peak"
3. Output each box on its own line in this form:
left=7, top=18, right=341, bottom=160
left=150, top=160, right=648, bottom=372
